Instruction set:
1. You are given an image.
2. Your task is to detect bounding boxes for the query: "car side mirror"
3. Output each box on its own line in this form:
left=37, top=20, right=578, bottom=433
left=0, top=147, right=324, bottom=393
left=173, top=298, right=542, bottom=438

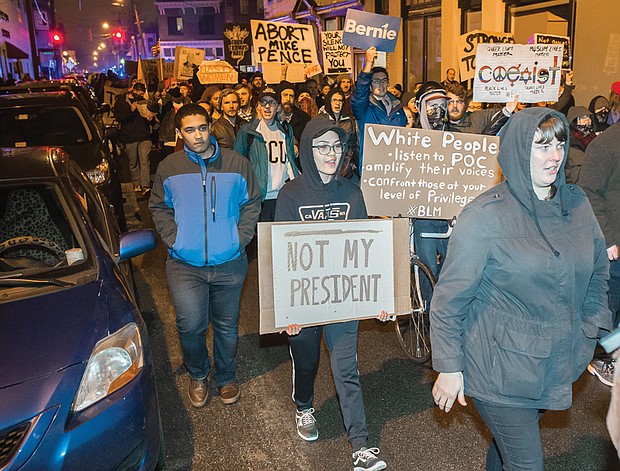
left=118, top=229, right=157, bottom=261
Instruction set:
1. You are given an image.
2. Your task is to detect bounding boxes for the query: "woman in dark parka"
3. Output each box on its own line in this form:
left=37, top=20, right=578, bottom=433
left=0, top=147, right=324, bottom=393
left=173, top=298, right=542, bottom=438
left=430, top=107, right=612, bottom=470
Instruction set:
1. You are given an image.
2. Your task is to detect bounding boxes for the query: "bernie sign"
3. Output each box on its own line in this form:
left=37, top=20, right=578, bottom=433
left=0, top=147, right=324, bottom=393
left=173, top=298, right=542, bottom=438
left=341, top=10, right=401, bottom=53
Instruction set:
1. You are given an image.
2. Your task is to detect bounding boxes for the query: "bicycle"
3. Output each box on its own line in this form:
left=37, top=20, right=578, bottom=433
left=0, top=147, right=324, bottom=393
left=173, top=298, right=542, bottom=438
left=395, top=218, right=453, bottom=363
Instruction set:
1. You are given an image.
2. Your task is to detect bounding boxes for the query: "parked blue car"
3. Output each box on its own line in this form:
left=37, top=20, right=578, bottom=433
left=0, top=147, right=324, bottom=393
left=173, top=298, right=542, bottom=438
left=0, top=147, right=163, bottom=470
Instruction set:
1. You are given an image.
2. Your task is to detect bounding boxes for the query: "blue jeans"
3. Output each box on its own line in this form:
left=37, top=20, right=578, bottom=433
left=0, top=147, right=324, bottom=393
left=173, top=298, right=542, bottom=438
left=166, top=253, right=248, bottom=386
left=288, top=321, right=368, bottom=451
left=414, top=219, right=449, bottom=301
left=473, top=398, right=544, bottom=471
left=126, top=140, right=151, bottom=188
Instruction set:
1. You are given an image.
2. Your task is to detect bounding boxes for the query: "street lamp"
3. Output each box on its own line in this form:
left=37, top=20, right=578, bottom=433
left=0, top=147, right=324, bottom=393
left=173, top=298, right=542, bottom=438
left=102, top=22, right=110, bottom=29
left=99, top=42, right=106, bottom=49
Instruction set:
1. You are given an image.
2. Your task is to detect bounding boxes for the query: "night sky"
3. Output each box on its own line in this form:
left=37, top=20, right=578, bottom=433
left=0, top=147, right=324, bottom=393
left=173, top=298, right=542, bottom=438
left=55, top=0, right=157, bottom=67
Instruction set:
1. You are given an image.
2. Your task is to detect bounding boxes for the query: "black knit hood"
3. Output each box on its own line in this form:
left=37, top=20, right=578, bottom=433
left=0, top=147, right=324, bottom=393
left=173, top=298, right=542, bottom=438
left=299, top=119, right=349, bottom=190
left=498, top=107, right=570, bottom=256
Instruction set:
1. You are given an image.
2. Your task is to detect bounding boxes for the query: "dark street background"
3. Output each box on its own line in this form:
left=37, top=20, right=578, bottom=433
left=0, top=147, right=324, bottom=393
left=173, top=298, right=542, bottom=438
left=121, top=155, right=620, bottom=470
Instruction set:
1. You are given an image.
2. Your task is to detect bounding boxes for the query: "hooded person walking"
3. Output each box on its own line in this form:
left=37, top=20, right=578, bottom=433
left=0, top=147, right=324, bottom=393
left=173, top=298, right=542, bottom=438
left=275, top=119, right=390, bottom=471
left=429, top=107, right=612, bottom=470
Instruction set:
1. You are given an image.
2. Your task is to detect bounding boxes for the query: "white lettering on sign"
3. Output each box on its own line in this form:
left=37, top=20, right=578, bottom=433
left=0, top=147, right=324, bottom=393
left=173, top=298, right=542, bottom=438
left=343, top=19, right=397, bottom=40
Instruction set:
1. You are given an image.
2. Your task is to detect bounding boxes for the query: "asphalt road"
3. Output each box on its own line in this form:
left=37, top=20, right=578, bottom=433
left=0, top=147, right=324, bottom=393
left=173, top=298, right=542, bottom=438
left=123, top=180, right=620, bottom=471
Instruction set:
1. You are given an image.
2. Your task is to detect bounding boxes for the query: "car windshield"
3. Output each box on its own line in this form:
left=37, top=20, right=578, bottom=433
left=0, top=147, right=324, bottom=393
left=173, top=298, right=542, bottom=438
left=0, top=106, right=92, bottom=147
left=0, top=183, right=91, bottom=279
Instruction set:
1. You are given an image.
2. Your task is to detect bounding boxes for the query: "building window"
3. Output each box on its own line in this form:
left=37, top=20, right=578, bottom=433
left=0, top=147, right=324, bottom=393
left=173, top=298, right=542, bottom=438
left=199, top=15, right=215, bottom=35
left=240, top=0, right=249, bottom=14
left=168, top=16, right=183, bottom=35
left=325, top=18, right=339, bottom=31
left=216, top=47, right=223, bottom=57
left=163, top=48, right=174, bottom=57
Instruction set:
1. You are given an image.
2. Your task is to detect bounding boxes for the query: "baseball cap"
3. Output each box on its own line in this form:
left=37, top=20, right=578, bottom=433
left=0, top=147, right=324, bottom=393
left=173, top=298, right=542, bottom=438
left=612, top=81, right=620, bottom=96
left=258, top=86, right=279, bottom=103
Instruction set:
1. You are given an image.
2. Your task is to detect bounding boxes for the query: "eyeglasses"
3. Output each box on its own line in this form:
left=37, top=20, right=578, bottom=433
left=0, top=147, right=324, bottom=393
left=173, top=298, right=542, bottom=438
left=447, top=99, right=465, bottom=106
left=260, top=100, right=277, bottom=107
left=312, top=143, right=343, bottom=155
left=331, top=98, right=344, bottom=103
left=371, top=78, right=389, bottom=85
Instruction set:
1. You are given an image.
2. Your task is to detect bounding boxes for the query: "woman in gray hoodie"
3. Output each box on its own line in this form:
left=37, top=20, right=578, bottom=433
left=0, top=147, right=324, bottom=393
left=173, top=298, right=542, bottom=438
left=429, top=107, right=611, bottom=470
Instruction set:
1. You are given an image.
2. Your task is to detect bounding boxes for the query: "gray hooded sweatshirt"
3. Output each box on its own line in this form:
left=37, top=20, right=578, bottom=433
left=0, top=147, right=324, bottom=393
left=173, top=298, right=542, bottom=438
left=430, top=107, right=612, bottom=410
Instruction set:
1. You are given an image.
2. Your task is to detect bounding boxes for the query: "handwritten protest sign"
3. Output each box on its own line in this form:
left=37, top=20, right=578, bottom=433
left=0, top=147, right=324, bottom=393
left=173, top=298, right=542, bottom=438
left=196, top=60, right=238, bottom=84
left=250, top=20, right=320, bottom=66
left=457, top=30, right=515, bottom=81
left=534, top=33, right=571, bottom=70
left=258, top=219, right=411, bottom=334
left=473, top=43, right=563, bottom=103
left=360, top=124, right=501, bottom=220
left=342, top=10, right=401, bottom=53
left=173, top=47, right=205, bottom=80
left=321, top=31, right=352, bottom=75
left=223, top=23, right=252, bottom=66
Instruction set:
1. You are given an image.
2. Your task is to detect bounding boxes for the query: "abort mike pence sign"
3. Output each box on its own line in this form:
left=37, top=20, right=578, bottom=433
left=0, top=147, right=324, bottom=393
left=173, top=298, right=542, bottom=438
left=360, top=125, right=501, bottom=219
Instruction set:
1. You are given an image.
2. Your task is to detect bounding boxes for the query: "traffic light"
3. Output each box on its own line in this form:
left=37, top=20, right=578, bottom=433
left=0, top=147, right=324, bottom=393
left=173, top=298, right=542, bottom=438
left=51, top=32, right=63, bottom=44
left=113, top=30, right=123, bottom=40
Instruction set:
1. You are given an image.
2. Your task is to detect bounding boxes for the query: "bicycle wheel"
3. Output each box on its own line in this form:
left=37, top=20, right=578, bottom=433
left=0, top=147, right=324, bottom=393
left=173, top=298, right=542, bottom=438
left=395, top=256, right=436, bottom=363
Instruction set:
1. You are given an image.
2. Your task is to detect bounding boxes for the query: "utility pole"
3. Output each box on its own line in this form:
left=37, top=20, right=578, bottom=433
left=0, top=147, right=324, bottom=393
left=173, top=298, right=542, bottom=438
left=131, top=0, right=144, bottom=57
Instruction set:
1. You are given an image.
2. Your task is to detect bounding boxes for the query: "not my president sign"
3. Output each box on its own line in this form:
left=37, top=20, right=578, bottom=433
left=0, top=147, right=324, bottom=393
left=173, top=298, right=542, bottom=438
left=360, top=124, right=501, bottom=219
left=258, top=219, right=410, bottom=334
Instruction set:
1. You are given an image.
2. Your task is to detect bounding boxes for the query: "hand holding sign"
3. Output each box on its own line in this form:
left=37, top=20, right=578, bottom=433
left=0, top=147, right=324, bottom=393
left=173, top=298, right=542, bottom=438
left=363, top=47, right=378, bottom=73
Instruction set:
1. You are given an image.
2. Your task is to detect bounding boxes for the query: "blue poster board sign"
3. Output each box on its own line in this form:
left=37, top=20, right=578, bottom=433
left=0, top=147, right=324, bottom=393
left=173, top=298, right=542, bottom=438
left=342, top=10, right=401, bottom=53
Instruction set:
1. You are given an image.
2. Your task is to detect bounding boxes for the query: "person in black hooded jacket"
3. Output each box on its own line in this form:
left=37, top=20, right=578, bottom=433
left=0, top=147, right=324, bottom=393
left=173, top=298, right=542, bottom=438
left=275, top=119, right=389, bottom=471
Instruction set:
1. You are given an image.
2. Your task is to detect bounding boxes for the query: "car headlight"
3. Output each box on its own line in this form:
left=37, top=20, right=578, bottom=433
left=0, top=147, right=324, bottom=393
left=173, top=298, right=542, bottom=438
left=85, top=158, right=110, bottom=185
left=71, top=323, right=144, bottom=413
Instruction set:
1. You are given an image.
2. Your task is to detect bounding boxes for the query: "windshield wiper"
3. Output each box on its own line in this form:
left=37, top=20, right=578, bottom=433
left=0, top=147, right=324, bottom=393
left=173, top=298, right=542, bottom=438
left=0, top=277, right=75, bottom=287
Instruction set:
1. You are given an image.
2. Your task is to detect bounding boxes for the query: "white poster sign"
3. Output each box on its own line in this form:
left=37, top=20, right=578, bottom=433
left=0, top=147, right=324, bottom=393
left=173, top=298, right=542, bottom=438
left=271, top=220, right=394, bottom=329
left=473, top=43, right=563, bottom=103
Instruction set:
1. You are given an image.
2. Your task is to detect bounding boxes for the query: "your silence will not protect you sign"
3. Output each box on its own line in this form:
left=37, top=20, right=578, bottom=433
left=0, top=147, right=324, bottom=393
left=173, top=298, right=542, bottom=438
left=360, top=124, right=501, bottom=220
left=258, top=219, right=411, bottom=334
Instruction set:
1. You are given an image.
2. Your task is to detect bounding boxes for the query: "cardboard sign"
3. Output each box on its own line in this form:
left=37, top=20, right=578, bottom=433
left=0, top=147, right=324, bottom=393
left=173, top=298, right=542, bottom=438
left=534, top=33, right=571, bottom=70
left=250, top=20, right=320, bottom=66
left=473, top=43, right=563, bottom=103
left=457, top=30, right=515, bottom=81
left=342, top=10, right=401, bottom=53
left=102, top=86, right=126, bottom=125
left=137, top=58, right=173, bottom=82
left=224, top=23, right=252, bottom=66
left=360, top=124, right=501, bottom=220
left=196, top=60, right=238, bottom=85
left=258, top=219, right=411, bottom=334
left=173, top=47, right=205, bottom=80
left=321, top=31, right=353, bottom=75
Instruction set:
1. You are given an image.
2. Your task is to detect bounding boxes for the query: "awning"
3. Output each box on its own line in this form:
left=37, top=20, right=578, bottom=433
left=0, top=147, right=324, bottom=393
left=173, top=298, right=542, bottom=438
left=5, top=42, right=29, bottom=60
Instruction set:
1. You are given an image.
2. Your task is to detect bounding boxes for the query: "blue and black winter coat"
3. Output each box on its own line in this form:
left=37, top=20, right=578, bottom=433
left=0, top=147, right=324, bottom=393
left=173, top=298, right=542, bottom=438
left=149, top=138, right=261, bottom=267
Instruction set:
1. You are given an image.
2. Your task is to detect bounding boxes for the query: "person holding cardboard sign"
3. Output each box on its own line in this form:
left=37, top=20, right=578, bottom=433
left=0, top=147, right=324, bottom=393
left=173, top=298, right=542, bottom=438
left=430, top=108, right=611, bottom=470
left=275, top=119, right=389, bottom=471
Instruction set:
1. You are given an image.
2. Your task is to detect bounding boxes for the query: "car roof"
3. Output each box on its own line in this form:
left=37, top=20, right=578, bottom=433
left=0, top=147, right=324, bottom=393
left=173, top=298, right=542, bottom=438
left=0, top=90, right=84, bottom=106
left=0, top=147, right=72, bottom=182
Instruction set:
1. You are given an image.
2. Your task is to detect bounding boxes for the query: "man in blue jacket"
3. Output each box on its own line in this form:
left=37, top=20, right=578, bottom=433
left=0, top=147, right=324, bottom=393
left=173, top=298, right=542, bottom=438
left=149, top=103, right=261, bottom=408
left=350, top=46, right=407, bottom=176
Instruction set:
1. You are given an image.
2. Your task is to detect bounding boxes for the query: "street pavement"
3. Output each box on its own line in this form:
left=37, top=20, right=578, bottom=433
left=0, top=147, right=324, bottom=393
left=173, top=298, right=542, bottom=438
left=123, top=181, right=619, bottom=471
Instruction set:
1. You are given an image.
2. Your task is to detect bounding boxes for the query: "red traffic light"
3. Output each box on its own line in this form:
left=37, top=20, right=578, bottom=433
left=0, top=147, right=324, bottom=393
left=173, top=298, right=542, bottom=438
left=114, top=31, right=123, bottom=39
left=51, top=32, right=63, bottom=43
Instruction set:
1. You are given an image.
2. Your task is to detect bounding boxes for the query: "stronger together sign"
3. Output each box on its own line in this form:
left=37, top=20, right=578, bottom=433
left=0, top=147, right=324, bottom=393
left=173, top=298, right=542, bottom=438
left=360, top=124, right=501, bottom=220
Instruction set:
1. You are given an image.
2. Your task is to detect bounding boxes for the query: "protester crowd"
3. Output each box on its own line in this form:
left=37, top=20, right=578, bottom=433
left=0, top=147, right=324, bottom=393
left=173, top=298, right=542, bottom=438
left=79, top=52, right=620, bottom=471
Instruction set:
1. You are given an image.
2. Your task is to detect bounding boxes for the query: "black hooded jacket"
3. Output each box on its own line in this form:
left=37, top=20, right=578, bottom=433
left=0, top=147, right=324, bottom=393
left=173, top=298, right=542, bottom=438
left=274, top=119, right=367, bottom=222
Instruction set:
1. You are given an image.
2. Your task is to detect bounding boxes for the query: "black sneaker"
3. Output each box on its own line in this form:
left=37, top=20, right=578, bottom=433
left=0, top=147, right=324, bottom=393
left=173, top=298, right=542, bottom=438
left=352, top=447, right=387, bottom=471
